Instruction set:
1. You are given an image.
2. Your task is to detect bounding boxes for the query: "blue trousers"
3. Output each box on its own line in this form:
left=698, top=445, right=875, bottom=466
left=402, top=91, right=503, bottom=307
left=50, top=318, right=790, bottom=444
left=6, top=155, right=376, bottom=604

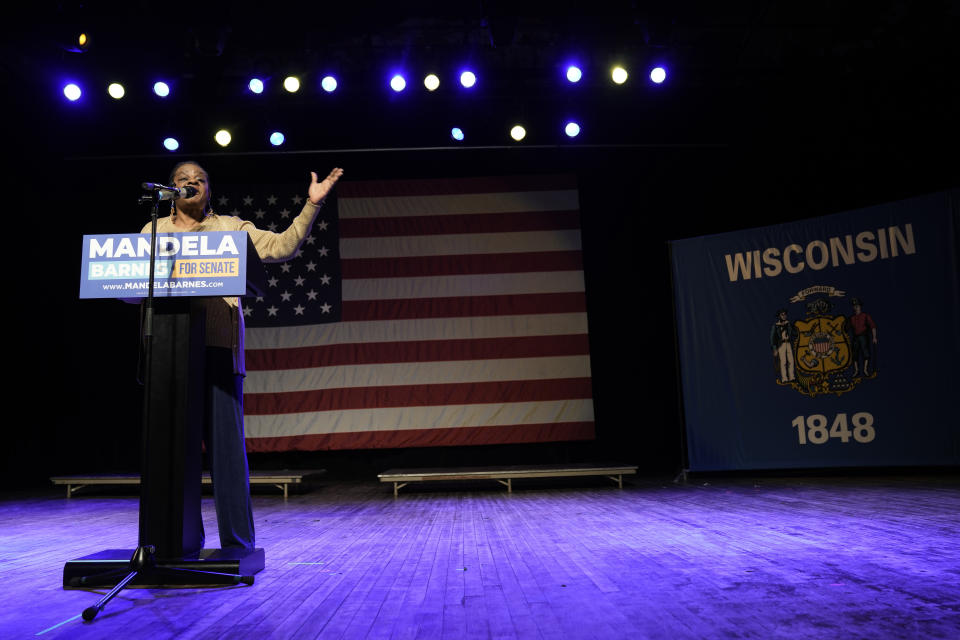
left=203, top=348, right=256, bottom=550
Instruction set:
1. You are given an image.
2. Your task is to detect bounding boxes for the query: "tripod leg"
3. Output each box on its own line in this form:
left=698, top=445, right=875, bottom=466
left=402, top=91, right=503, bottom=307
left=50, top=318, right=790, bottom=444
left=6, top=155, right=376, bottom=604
left=80, top=545, right=156, bottom=621
left=82, top=569, right=140, bottom=621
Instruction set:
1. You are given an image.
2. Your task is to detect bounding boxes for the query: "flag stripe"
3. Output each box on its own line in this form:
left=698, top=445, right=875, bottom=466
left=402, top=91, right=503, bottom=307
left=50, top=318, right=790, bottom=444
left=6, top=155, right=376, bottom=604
left=341, top=292, right=587, bottom=321
left=245, top=399, right=595, bottom=436
left=340, top=190, right=579, bottom=219
left=246, top=313, right=590, bottom=349
left=342, top=250, right=583, bottom=278
left=245, top=422, right=596, bottom=452
left=245, top=378, right=593, bottom=415
left=340, top=210, right=581, bottom=237
left=343, top=271, right=584, bottom=301
left=246, top=334, right=590, bottom=370
left=340, top=230, right=582, bottom=259
left=244, top=355, right=592, bottom=394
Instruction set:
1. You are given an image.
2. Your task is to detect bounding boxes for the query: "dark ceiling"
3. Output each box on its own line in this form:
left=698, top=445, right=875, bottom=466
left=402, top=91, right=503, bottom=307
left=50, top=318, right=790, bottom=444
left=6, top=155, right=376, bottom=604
left=6, top=1, right=960, bottom=156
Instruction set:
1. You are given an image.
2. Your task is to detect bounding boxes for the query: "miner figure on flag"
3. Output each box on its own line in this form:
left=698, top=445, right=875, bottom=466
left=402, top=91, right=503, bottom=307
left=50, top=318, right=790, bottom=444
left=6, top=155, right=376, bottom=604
left=849, top=297, right=879, bottom=378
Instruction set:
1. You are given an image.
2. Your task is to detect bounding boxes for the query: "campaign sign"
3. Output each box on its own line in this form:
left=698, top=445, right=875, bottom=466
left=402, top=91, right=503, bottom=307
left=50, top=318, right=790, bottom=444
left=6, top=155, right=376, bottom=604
left=79, top=231, right=249, bottom=299
left=670, top=190, right=960, bottom=471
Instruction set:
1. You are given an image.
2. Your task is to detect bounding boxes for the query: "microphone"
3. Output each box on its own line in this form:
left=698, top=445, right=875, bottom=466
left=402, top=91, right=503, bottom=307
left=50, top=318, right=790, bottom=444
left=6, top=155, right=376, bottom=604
left=141, top=183, right=199, bottom=200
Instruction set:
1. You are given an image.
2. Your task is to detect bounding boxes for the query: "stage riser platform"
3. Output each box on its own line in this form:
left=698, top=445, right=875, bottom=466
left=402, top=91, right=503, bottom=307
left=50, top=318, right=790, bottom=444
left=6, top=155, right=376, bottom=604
left=50, top=470, right=324, bottom=499
left=378, top=464, right=638, bottom=496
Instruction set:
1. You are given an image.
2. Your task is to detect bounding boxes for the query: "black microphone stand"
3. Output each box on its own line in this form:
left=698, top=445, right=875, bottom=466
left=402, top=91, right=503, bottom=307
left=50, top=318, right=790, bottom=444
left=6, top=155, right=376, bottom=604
left=68, top=190, right=255, bottom=623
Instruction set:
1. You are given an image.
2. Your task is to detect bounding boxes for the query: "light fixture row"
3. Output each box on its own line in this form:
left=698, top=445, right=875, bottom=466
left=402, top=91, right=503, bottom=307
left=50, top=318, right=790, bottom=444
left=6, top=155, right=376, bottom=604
left=159, top=120, right=581, bottom=151
left=61, top=64, right=668, bottom=102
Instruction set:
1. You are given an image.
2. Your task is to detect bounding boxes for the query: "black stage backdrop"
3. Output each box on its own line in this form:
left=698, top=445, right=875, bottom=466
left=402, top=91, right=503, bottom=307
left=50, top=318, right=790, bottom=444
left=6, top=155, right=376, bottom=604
left=4, top=141, right=954, bottom=489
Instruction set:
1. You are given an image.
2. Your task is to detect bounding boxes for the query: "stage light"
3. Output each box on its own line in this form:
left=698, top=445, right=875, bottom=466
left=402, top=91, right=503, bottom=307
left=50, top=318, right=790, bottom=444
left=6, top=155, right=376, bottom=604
left=71, top=32, right=90, bottom=53
left=611, top=66, right=628, bottom=84
left=62, top=31, right=90, bottom=53
left=451, top=127, right=464, bottom=141
left=424, top=74, right=440, bottom=91
left=248, top=78, right=264, bottom=94
left=510, top=125, right=526, bottom=141
left=107, top=83, right=125, bottom=99
left=460, top=70, right=477, bottom=88
left=390, top=74, right=407, bottom=92
left=565, top=121, right=581, bottom=138
left=270, top=131, right=285, bottom=146
left=566, top=66, right=582, bottom=83
left=63, top=83, right=81, bottom=101
left=321, top=76, right=337, bottom=93
left=215, top=129, right=232, bottom=147
left=163, top=137, right=180, bottom=151
left=650, top=67, right=667, bottom=84
left=153, top=81, right=170, bottom=97
left=283, top=76, right=300, bottom=92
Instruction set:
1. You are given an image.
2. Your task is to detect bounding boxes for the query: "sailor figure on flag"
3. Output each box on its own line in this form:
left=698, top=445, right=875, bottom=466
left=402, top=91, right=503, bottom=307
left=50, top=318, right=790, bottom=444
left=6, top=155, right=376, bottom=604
left=771, top=308, right=797, bottom=383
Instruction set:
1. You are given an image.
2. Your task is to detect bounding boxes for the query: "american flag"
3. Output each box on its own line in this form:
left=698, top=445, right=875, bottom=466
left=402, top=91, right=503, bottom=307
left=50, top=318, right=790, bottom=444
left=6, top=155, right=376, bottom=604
left=229, top=175, right=595, bottom=452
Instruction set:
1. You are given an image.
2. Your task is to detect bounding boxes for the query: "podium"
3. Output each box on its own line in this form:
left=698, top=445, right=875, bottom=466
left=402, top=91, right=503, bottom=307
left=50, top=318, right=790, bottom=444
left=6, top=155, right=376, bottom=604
left=66, top=231, right=267, bottom=598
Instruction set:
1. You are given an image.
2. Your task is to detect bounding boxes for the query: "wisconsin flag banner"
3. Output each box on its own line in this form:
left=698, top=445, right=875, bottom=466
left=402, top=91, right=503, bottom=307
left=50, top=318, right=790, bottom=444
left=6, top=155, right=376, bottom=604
left=671, top=190, right=960, bottom=471
left=229, top=175, right=595, bottom=452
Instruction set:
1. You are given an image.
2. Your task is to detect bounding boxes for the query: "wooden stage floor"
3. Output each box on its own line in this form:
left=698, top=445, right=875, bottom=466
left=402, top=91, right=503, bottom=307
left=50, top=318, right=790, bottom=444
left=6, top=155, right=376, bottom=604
left=2, top=474, right=959, bottom=639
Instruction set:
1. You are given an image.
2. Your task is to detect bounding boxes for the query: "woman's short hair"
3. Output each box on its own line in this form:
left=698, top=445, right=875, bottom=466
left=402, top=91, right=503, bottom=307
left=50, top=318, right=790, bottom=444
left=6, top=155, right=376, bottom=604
left=168, top=161, right=208, bottom=185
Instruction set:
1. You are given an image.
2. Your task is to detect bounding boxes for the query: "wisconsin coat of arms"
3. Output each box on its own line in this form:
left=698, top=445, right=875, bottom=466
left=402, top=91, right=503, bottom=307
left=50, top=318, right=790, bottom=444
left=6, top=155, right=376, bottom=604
left=771, top=286, right=878, bottom=397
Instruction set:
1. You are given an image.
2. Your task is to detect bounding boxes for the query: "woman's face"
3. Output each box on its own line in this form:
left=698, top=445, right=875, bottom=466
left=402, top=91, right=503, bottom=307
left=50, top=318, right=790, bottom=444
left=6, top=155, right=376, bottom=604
left=171, top=163, right=210, bottom=210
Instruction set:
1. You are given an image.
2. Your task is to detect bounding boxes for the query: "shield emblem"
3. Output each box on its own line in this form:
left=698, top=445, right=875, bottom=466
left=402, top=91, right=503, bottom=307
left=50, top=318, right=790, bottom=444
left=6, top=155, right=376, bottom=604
left=795, top=315, right=850, bottom=373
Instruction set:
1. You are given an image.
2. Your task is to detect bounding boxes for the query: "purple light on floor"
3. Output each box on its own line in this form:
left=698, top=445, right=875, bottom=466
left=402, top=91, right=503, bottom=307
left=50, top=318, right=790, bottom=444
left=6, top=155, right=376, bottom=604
left=650, top=67, right=667, bottom=84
